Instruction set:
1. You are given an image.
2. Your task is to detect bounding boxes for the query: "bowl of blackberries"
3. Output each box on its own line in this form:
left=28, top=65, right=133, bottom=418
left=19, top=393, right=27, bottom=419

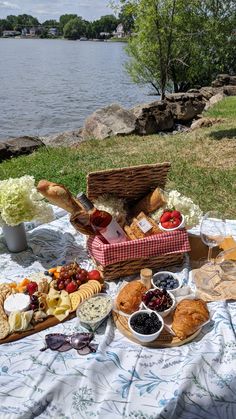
left=128, top=310, right=164, bottom=343
left=151, top=271, right=181, bottom=295
left=141, top=288, right=175, bottom=318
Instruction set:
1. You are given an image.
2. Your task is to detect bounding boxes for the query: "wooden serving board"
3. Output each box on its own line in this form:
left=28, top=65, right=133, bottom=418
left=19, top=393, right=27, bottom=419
left=112, top=310, right=201, bottom=347
left=0, top=312, right=76, bottom=345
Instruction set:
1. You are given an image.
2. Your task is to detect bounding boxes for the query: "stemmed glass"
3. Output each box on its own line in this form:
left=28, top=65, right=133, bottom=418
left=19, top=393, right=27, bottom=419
left=200, top=211, right=226, bottom=265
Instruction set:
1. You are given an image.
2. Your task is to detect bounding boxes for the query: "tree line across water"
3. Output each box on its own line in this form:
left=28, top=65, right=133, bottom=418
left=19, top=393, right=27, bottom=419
left=0, top=10, right=133, bottom=40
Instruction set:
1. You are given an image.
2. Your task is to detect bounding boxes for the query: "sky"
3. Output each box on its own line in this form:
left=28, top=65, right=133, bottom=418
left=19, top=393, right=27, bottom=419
left=0, top=0, right=117, bottom=22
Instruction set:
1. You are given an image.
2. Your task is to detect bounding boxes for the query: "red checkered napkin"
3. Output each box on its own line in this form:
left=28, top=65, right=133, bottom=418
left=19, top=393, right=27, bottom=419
left=87, top=229, right=190, bottom=266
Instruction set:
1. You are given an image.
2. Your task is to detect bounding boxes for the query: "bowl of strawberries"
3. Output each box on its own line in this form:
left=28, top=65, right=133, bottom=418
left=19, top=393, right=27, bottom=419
left=159, top=209, right=185, bottom=232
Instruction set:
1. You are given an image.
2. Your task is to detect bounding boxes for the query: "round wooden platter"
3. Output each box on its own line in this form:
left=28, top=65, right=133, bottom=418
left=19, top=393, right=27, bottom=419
left=112, top=310, right=201, bottom=348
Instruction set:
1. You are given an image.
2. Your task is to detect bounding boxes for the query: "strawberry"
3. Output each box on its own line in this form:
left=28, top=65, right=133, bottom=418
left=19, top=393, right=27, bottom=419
left=171, top=218, right=181, bottom=228
left=160, top=211, right=172, bottom=223
left=162, top=221, right=173, bottom=229
left=26, top=281, right=38, bottom=295
left=66, top=281, right=78, bottom=294
left=171, top=210, right=182, bottom=220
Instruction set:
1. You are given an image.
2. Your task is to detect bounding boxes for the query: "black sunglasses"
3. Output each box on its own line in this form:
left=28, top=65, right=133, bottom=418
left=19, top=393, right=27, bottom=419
left=40, top=332, right=98, bottom=355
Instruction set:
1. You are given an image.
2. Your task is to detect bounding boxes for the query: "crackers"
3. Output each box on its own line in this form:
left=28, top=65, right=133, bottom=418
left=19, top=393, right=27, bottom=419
left=0, top=283, right=12, bottom=340
left=70, top=280, right=102, bottom=311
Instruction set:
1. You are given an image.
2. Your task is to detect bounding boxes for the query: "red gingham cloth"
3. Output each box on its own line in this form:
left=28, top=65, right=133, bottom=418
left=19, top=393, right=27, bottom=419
left=87, top=229, right=190, bottom=266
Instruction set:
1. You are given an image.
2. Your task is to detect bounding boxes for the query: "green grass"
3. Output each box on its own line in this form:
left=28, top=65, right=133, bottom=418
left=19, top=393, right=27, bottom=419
left=0, top=97, right=235, bottom=218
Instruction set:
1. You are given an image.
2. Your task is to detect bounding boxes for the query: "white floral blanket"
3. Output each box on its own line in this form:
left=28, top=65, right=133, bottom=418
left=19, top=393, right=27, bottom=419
left=0, top=208, right=235, bottom=419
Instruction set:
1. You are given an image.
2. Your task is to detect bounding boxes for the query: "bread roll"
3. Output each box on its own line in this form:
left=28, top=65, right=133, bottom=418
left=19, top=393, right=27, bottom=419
left=37, top=180, right=83, bottom=214
left=116, top=280, right=147, bottom=314
left=132, top=188, right=166, bottom=215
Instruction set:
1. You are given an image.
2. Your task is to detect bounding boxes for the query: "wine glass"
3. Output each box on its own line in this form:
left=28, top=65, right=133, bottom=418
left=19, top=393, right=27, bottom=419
left=200, top=211, right=226, bottom=265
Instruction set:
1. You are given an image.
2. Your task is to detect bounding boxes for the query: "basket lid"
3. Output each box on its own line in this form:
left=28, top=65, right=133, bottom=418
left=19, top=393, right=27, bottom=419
left=87, top=162, right=171, bottom=203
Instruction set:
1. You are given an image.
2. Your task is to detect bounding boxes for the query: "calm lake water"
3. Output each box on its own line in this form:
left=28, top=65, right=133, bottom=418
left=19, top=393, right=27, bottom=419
left=0, top=38, right=151, bottom=140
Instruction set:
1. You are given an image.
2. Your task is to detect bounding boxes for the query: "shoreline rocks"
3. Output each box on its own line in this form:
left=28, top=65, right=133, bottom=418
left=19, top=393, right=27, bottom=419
left=0, top=74, right=235, bottom=161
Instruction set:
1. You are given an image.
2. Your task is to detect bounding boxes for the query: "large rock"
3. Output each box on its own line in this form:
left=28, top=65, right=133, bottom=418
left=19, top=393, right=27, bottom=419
left=82, top=103, right=137, bottom=140
left=131, top=101, right=174, bottom=134
left=212, top=74, right=236, bottom=87
left=0, top=136, right=44, bottom=162
left=191, top=117, right=225, bottom=130
left=41, top=129, right=84, bottom=147
left=204, top=92, right=226, bottom=110
left=165, top=92, right=205, bottom=122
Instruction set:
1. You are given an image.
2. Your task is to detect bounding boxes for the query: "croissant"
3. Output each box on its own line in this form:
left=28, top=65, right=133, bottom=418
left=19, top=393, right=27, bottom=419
left=172, top=299, right=209, bottom=340
left=37, top=180, right=83, bottom=214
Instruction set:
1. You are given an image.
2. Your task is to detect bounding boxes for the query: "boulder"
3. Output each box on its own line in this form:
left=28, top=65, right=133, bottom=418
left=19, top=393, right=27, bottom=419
left=131, top=101, right=174, bottom=134
left=82, top=103, right=137, bottom=140
left=0, top=136, right=44, bottom=162
left=41, top=129, right=84, bottom=147
left=204, top=92, right=225, bottom=110
left=212, top=74, right=236, bottom=87
left=191, top=117, right=225, bottom=130
left=165, top=92, right=205, bottom=122
left=223, top=85, right=236, bottom=96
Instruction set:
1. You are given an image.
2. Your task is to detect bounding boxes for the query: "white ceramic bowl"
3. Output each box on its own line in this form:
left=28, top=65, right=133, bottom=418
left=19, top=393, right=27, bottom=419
left=128, top=309, right=164, bottom=343
left=141, top=288, right=175, bottom=318
left=151, top=271, right=181, bottom=295
left=76, top=293, right=113, bottom=331
left=159, top=214, right=185, bottom=232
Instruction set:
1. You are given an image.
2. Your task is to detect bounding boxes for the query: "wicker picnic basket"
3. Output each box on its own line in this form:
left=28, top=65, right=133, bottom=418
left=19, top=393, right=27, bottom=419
left=86, top=163, right=190, bottom=280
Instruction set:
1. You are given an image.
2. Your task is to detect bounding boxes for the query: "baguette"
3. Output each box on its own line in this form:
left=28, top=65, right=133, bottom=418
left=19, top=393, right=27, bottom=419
left=37, top=180, right=83, bottom=214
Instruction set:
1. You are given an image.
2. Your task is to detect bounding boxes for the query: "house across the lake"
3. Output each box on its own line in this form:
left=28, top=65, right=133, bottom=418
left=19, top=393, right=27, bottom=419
left=3, top=30, right=21, bottom=37
left=48, top=28, right=58, bottom=37
left=113, top=23, right=125, bottom=38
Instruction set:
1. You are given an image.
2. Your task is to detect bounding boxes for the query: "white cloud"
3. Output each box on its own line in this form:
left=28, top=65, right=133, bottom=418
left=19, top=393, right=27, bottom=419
left=0, top=1, right=20, bottom=10
left=0, top=0, right=114, bottom=21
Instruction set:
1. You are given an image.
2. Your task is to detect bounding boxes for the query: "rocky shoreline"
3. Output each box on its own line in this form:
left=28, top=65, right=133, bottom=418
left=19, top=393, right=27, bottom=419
left=0, top=74, right=235, bottom=162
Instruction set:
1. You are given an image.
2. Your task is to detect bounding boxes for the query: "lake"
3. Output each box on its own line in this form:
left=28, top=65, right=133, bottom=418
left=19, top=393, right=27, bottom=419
left=0, top=38, right=151, bottom=140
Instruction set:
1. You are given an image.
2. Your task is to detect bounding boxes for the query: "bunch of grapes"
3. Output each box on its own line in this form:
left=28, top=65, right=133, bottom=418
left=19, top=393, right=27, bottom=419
left=30, top=294, right=39, bottom=311
left=55, top=262, right=88, bottom=292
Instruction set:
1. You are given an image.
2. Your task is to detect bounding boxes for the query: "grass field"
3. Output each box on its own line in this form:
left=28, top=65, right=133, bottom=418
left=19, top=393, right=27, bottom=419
left=0, top=96, right=235, bottom=218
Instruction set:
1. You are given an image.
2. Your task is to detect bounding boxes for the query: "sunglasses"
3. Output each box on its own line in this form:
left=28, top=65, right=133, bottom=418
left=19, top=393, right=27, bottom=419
left=40, top=332, right=98, bottom=355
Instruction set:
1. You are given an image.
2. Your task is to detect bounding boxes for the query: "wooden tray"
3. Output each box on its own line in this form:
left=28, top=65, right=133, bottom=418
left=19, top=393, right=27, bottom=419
left=0, top=312, right=76, bottom=345
left=112, top=310, right=202, bottom=347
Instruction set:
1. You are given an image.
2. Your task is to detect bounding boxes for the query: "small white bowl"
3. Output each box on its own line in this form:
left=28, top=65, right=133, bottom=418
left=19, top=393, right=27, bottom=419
left=151, top=271, right=181, bottom=295
left=141, top=288, right=175, bottom=318
left=159, top=214, right=185, bottom=232
left=128, top=309, right=164, bottom=343
left=76, top=293, right=113, bottom=331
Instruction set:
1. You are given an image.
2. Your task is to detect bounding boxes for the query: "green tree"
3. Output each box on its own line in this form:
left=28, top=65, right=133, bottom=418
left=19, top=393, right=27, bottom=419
left=0, top=19, right=9, bottom=35
left=118, top=0, right=236, bottom=97
left=63, top=17, right=86, bottom=40
left=59, top=14, right=77, bottom=33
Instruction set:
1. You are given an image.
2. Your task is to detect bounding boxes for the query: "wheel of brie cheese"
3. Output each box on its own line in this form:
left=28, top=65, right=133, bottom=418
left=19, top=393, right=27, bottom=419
left=4, top=293, right=30, bottom=316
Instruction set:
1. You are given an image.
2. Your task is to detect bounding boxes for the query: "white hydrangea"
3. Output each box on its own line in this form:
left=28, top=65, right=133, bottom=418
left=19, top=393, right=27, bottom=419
left=0, top=175, right=54, bottom=226
left=152, top=190, right=202, bottom=228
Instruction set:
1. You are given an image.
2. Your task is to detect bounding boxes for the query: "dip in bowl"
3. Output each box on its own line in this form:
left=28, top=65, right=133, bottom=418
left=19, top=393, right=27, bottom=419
left=76, top=293, right=113, bottom=331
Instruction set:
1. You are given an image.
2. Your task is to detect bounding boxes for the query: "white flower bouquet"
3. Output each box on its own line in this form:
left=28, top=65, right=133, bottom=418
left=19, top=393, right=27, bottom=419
left=0, top=175, right=54, bottom=226
left=152, top=190, right=202, bottom=229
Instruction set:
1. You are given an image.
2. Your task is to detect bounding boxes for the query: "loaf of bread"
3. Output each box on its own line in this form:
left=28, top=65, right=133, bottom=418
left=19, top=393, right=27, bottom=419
left=132, top=188, right=166, bottom=216
left=116, top=280, right=147, bottom=314
left=37, top=180, right=83, bottom=214
left=172, top=299, right=209, bottom=340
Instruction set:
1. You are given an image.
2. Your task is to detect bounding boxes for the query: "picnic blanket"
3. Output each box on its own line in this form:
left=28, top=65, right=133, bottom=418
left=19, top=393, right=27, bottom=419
left=0, top=208, right=235, bottom=419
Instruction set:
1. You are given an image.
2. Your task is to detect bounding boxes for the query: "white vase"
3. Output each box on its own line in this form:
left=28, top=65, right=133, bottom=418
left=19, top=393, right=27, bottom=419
left=2, top=222, right=28, bottom=253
